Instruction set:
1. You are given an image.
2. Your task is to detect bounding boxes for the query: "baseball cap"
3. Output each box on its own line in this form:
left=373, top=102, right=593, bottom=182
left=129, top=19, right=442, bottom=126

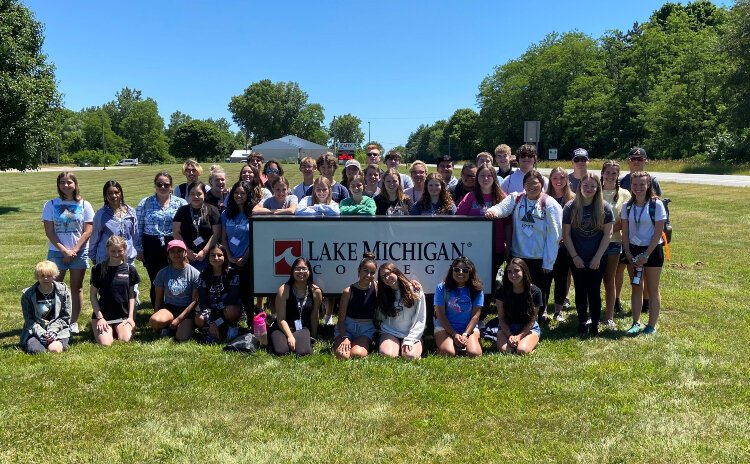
left=167, top=239, right=187, bottom=252
left=344, top=159, right=361, bottom=170
left=438, top=155, right=454, bottom=163
left=573, top=148, right=589, bottom=160
left=628, top=147, right=647, bottom=159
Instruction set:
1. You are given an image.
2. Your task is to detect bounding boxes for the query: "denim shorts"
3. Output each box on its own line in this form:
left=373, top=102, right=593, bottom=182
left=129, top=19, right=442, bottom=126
left=605, top=242, right=622, bottom=256
left=509, top=321, right=541, bottom=337
left=334, top=317, right=375, bottom=341
left=433, top=318, right=480, bottom=335
left=47, top=249, right=90, bottom=270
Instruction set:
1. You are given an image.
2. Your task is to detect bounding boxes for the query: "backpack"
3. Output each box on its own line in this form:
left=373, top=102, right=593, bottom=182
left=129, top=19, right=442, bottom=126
left=626, top=198, right=672, bottom=244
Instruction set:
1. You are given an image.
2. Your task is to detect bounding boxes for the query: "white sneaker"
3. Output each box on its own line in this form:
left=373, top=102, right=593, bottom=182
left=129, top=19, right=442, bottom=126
left=69, top=322, right=80, bottom=334
left=323, top=314, right=334, bottom=326
left=605, top=320, right=616, bottom=329
left=226, top=326, right=239, bottom=341
left=585, top=318, right=592, bottom=326
left=554, top=312, right=565, bottom=322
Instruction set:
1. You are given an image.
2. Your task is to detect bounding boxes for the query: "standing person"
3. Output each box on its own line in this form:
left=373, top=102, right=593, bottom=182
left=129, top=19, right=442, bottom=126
left=20, top=261, right=71, bottom=354
left=222, top=180, right=253, bottom=312
left=404, top=161, right=428, bottom=204
left=305, top=153, right=350, bottom=203
left=296, top=177, right=341, bottom=216
left=135, top=172, right=187, bottom=308
left=174, top=160, right=203, bottom=200
left=457, top=165, right=509, bottom=270
left=622, top=172, right=666, bottom=335
left=501, top=144, right=549, bottom=194
left=546, top=167, right=575, bottom=321
left=376, top=263, right=426, bottom=360
left=334, top=252, right=378, bottom=360
left=148, top=240, right=201, bottom=341
left=253, top=176, right=298, bottom=215
left=247, top=153, right=267, bottom=185
left=205, top=165, right=227, bottom=214
left=341, top=159, right=362, bottom=190
left=494, top=144, right=515, bottom=180
left=562, top=174, right=614, bottom=335
left=340, top=175, right=376, bottom=216
left=172, top=181, right=221, bottom=272
left=238, top=163, right=255, bottom=183
left=89, top=236, right=140, bottom=346
left=89, top=181, right=138, bottom=266
left=375, top=168, right=413, bottom=215
left=271, top=257, right=322, bottom=355
left=364, top=144, right=383, bottom=176
left=449, top=163, right=477, bottom=204
left=42, top=171, right=94, bottom=334
left=262, top=160, right=283, bottom=190
left=476, top=152, right=494, bottom=169
left=437, top=155, right=458, bottom=189
left=384, top=150, right=414, bottom=189
left=486, top=170, right=563, bottom=322
left=601, top=160, right=631, bottom=326
left=411, top=173, right=456, bottom=215
left=494, top=258, right=542, bottom=355
left=434, top=257, right=484, bottom=357
left=195, top=244, right=242, bottom=342
left=568, top=148, right=590, bottom=194
left=363, top=163, right=382, bottom=198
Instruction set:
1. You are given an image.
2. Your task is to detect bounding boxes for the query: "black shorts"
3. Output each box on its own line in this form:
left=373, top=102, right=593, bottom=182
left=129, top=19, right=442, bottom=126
left=628, top=243, right=664, bottom=268
left=163, top=303, right=188, bottom=318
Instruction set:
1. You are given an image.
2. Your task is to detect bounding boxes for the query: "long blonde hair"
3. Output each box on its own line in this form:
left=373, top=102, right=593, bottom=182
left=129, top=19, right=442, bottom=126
left=312, top=177, right=332, bottom=205
left=546, top=167, right=574, bottom=203
left=570, top=173, right=605, bottom=230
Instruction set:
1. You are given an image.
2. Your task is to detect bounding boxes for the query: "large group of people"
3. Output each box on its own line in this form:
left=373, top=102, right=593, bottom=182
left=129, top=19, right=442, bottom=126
left=20, top=144, right=668, bottom=357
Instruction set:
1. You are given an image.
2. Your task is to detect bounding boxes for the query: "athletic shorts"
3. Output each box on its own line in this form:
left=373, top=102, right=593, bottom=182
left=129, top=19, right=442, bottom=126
left=628, top=243, right=665, bottom=268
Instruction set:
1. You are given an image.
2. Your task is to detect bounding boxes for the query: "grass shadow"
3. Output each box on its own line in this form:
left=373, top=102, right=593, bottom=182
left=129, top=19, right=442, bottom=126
left=0, top=206, right=21, bottom=215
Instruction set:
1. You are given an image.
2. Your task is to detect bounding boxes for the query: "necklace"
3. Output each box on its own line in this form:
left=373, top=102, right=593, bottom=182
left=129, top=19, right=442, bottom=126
left=39, top=285, right=54, bottom=299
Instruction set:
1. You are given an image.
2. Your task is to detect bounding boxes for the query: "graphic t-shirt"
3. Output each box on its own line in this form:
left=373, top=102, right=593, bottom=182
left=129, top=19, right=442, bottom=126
left=434, top=282, right=484, bottom=332
left=562, top=202, right=614, bottom=262
left=90, top=263, right=141, bottom=320
left=153, top=264, right=201, bottom=307
left=42, top=198, right=95, bottom=251
left=34, top=287, right=56, bottom=321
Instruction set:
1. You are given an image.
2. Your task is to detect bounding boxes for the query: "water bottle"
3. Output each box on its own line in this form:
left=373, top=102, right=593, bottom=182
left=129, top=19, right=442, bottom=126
left=253, top=312, right=268, bottom=346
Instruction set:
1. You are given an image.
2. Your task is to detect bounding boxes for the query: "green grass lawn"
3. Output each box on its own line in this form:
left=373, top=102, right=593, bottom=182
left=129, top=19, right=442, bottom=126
left=1, top=164, right=749, bottom=463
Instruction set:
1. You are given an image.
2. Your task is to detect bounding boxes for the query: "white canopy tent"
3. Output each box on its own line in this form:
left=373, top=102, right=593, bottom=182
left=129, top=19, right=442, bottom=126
left=251, top=135, right=328, bottom=163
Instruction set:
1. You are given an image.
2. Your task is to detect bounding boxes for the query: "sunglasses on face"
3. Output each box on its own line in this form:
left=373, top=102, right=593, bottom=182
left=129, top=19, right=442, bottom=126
left=155, top=182, right=171, bottom=188
left=367, top=152, right=379, bottom=157
left=266, top=169, right=280, bottom=174
left=452, top=267, right=470, bottom=274
left=629, top=157, right=645, bottom=162
left=519, top=154, right=535, bottom=159
left=573, top=157, right=588, bottom=163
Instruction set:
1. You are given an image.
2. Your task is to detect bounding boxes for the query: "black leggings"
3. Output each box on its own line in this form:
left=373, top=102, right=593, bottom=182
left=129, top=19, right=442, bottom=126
left=270, top=328, right=312, bottom=356
left=141, top=234, right=172, bottom=307
left=522, top=258, right=553, bottom=321
left=551, top=244, right=570, bottom=306
left=569, top=255, right=606, bottom=326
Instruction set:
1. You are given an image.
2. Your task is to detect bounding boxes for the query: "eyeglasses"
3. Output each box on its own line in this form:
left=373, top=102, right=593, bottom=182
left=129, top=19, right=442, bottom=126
left=293, top=267, right=309, bottom=272
left=266, top=169, right=280, bottom=175
left=519, top=154, right=535, bottom=159
left=629, top=157, right=645, bottom=162
left=452, top=267, right=470, bottom=274
left=573, top=157, right=588, bottom=163
left=155, top=182, right=171, bottom=188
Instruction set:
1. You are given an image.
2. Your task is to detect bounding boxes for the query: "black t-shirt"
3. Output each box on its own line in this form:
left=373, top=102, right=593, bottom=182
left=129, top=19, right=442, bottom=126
left=35, top=286, right=56, bottom=320
left=374, top=196, right=414, bottom=216
left=198, top=271, right=241, bottom=312
left=493, top=284, right=542, bottom=326
left=562, top=202, right=614, bottom=262
left=205, top=191, right=226, bottom=214
left=174, top=204, right=220, bottom=253
left=90, top=263, right=141, bottom=321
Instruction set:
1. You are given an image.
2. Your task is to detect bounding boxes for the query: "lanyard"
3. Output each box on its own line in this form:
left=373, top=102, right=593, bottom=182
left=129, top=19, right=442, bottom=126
left=191, top=207, right=202, bottom=235
left=294, top=287, right=308, bottom=322
left=632, top=202, right=648, bottom=232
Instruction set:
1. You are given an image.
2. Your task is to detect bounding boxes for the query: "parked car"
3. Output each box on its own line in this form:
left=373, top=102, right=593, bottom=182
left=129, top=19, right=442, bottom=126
left=116, top=158, right=138, bottom=166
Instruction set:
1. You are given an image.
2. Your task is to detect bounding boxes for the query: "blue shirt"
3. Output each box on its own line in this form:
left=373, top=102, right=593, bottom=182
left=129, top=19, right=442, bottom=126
left=134, top=195, right=187, bottom=252
left=434, top=282, right=483, bottom=332
left=88, top=204, right=138, bottom=264
left=221, top=210, right=250, bottom=258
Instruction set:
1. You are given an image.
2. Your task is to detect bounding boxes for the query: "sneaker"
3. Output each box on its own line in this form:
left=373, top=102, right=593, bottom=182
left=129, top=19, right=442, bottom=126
left=539, top=313, right=549, bottom=323
left=605, top=319, right=616, bottom=329
left=226, top=326, right=239, bottom=341
left=554, top=312, right=565, bottom=322
left=643, top=324, right=657, bottom=335
left=563, top=298, right=571, bottom=310
left=585, top=317, right=592, bottom=326
left=614, top=298, right=623, bottom=315
left=323, top=314, right=334, bottom=326
left=69, top=322, right=80, bottom=334
left=626, top=322, right=642, bottom=335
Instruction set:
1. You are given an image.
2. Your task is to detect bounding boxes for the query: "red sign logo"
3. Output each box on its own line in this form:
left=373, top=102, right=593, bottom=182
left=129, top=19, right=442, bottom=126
left=274, top=240, right=302, bottom=275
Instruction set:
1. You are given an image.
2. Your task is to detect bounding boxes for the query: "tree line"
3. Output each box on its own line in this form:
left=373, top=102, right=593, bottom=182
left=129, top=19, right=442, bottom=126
left=407, top=0, right=750, bottom=163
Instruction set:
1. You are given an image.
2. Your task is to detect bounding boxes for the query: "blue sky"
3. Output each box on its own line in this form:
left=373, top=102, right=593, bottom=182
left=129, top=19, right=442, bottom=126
left=26, top=0, right=700, bottom=150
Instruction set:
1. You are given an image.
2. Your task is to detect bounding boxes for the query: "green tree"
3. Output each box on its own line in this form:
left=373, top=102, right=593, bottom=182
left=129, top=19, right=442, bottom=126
left=0, top=0, right=61, bottom=170
left=725, top=0, right=750, bottom=131
left=228, top=79, right=311, bottom=144
left=120, top=99, right=168, bottom=163
left=80, top=109, right=130, bottom=156
left=444, top=108, right=481, bottom=159
left=102, top=87, right=142, bottom=136
left=170, top=120, right=225, bottom=162
left=405, top=124, right=431, bottom=161
left=330, top=113, right=365, bottom=146
left=165, top=110, right=192, bottom=145
left=292, top=103, right=328, bottom=145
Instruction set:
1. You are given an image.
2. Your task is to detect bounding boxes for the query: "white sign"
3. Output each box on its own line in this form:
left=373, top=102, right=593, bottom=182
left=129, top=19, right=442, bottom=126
left=549, top=148, right=558, bottom=160
left=338, top=142, right=357, bottom=151
left=252, top=218, right=494, bottom=295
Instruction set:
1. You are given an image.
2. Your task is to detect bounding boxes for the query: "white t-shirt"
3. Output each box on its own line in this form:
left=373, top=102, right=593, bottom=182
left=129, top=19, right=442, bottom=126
left=621, top=199, right=667, bottom=246
left=42, top=198, right=95, bottom=251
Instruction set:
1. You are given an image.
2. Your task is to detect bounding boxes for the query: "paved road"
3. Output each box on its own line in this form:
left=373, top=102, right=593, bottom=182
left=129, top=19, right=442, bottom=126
left=4, top=165, right=750, bottom=186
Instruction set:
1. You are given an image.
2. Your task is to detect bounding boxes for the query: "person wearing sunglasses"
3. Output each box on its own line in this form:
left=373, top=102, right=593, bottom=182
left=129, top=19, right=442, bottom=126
left=501, top=144, right=549, bottom=194
left=434, top=257, right=484, bottom=357
left=262, top=160, right=284, bottom=191
left=334, top=252, right=378, bottom=360
left=135, top=171, right=187, bottom=307
left=568, top=148, right=589, bottom=194
left=619, top=147, right=662, bottom=196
